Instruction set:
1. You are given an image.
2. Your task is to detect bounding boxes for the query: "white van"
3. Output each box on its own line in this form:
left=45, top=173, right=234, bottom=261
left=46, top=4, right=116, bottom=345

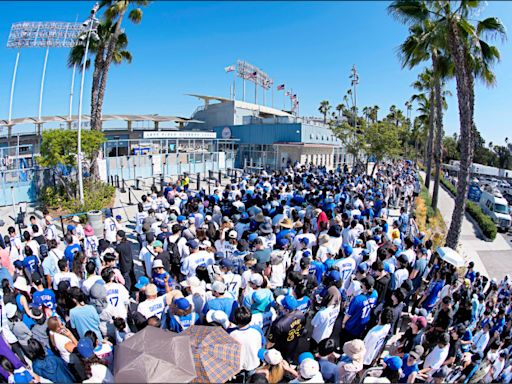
left=479, top=190, right=512, bottom=232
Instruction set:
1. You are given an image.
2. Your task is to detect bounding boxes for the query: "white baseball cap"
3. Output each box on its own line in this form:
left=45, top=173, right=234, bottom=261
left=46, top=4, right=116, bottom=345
left=250, top=273, right=264, bottom=287
left=299, top=358, right=320, bottom=380
left=205, top=310, right=229, bottom=329
left=258, top=348, right=283, bottom=365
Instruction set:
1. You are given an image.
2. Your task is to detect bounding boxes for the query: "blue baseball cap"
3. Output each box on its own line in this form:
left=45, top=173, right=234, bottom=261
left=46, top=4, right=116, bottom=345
left=299, top=237, right=310, bottom=246
left=343, top=244, right=353, bottom=256
left=326, top=270, right=341, bottom=282
left=357, top=263, right=369, bottom=273
left=177, top=215, right=186, bottom=223
left=298, top=352, right=315, bottom=364
left=220, top=259, right=234, bottom=269
left=248, top=233, right=259, bottom=243
left=135, top=276, right=150, bottom=290
left=77, top=337, right=95, bottom=359
left=384, top=355, right=403, bottom=371
left=186, top=239, right=199, bottom=249
left=175, top=298, right=191, bottom=311
left=277, top=238, right=290, bottom=248
left=277, top=295, right=298, bottom=311
left=67, top=224, right=75, bottom=232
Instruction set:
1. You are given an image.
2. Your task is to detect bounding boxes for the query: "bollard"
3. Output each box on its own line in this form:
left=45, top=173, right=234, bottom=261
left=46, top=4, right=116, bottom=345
left=134, top=164, right=137, bottom=179
left=152, top=177, right=156, bottom=191
left=59, top=215, right=65, bottom=237
left=218, top=170, right=222, bottom=184
left=120, top=179, right=126, bottom=193
left=110, top=175, right=114, bottom=186
left=197, top=172, right=200, bottom=191
left=208, top=179, right=211, bottom=195
left=128, top=187, right=133, bottom=205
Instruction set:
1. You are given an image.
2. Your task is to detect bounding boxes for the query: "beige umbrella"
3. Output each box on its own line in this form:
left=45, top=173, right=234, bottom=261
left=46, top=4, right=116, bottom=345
left=114, top=326, right=196, bottom=383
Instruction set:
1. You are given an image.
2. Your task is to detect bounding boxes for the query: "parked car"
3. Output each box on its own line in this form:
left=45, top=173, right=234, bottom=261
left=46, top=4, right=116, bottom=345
left=479, top=190, right=512, bottom=232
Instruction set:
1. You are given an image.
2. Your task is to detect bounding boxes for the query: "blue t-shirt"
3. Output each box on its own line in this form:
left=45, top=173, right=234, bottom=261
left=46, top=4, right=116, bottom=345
left=152, top=271, right=172, bottom=296
left=345, top=290, right=378, bottom=336
left=203, top=297, right=239, bottom=320
left=296, top=297, right=311, bottom=314
left=69, top=304, right=102, bottom=340
left=309, top=261, right=326, bottom=284
left=400, top=354, right=419, bottom=383
left=422, top=280, right=444, bottom=311
left=23, top=255, right=39, bottom=274
left=64, top=244, right=81, bottom=269
left=32, top=289, right=56, bottom=310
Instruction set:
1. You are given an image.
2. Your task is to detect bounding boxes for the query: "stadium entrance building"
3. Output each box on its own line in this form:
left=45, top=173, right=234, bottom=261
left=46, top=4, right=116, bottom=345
left=186, top=94, right=351, bottom=169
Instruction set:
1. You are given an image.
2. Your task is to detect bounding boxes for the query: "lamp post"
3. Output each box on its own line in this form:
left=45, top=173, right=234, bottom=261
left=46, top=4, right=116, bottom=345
left=77, top=3, right=100, bottom=205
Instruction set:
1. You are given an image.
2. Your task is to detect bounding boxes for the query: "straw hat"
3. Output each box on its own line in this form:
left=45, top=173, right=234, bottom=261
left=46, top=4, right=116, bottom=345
left=318, top=234, right=331, bottom=246
left=14, top=277, right=31, bottom=293
left=342, top=339, right=366, bottom=369
left=279, top=218, right=293, bottom=229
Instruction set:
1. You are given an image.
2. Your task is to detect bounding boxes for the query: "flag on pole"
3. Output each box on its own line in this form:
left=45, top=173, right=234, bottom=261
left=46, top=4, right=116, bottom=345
left=277, top=84, right=285, bottom=91
left=292, top=94, right=297, bottom=99
left=224, top=65, right=235, bottom=73
left=249, top=71, right=257, bottom=79
left=285, top=91, right=291, bottom=96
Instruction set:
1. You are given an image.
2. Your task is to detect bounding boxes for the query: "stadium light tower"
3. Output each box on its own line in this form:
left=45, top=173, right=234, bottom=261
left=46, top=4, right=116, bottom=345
left=6, top=21, right=84, bottom=142
left=77, top=3, right=100, bottom=205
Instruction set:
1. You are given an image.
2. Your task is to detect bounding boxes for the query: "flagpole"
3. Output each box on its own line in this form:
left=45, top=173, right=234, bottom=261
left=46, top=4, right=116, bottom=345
left=272, top=87, right=274, bottom=109
left=243, top=78, right=246, bottom=101
left=233, top=70, right=236, bottom=100
left=254, top=81, right=257, bottom=104
left=290, top=88, right=293, bottom=111
left=263, top=88, right=266, bottom=106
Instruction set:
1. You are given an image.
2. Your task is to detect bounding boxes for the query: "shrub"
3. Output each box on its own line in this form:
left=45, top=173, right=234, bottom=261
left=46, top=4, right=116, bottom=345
left=439, top=175, right=497, bottom=241
left=41, top=179, right=115, bottom=214
left=466, top=200, right=497, bottom=240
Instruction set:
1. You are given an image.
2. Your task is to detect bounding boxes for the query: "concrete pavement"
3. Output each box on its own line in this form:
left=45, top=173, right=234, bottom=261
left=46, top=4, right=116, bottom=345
left=420, top=171, right=512, bottom=279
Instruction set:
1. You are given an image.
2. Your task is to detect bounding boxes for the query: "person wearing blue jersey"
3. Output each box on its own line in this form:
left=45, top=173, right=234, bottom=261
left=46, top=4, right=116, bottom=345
left=163, top=298, right=199, bottom=333
left=341, top=276, right=378, bottom=343
left=31, top=273, right=56, bottom=312
left=203, top=281, right=239, bottom=320
left=22, top=247, right=40, bottom=278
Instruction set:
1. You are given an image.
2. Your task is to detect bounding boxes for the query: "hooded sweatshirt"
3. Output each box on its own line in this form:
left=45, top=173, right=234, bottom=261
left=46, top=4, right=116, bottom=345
left=32, top=354, right=76, bottom=383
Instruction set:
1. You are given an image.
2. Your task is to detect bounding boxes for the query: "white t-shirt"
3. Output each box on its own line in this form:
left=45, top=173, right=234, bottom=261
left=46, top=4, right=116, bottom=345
left=138, top=246, right=155, bottom=278
left=27, top=239, right=40, bottom=258
left=84, top=235, right=100, bottom=259
left=82, top=275, right=103, bottom=295
left=9, top=236, right=23, bottom=262
left=83, top=363, right=114, bottom=384
left=223, top=272, right=242, bottom=297
left=363, top=324, right=391, bottom=365
left=402, top=249, right=416, bottom=266
left=53, top=272, right=80, bottom=290
left=137, top=296, right=166, bottom=319
left=104, top=218, right=119, bottom=243
left=105, top=282, right=130, bottom=319
left=334, top=258, right=356, bottom=289
left=230, top=326, right=264, bottom=371
left=181, top=251, right=215, bottom=278
left=51, top=331, right=72, bottom=363
left=292, top=233, right=317, bottom=250
left=311, top=305, right=341, bottom=343
left=135, top=211, right=148, bottom=235
left=423, top=345, right=449, bottom=372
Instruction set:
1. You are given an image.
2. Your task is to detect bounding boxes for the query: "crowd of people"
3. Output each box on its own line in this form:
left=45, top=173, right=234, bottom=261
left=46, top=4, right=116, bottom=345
left=0, top=160, right=511, bottom=383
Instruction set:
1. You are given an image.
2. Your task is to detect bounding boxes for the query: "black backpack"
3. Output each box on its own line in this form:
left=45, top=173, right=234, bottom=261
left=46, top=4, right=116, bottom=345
left=39, top=243, right=49, bottom=259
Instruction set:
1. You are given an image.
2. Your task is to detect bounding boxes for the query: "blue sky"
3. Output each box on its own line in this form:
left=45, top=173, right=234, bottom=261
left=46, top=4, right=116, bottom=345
left=0, top=1, right=510, bottom=144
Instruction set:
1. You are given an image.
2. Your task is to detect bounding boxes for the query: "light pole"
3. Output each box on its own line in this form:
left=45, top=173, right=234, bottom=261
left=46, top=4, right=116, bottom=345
left=77, top=3, right=100, bottom=205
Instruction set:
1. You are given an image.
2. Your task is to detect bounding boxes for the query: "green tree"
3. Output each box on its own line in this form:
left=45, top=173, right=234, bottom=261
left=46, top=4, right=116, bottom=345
left=389, top=0, right=505, bottom=248
left=443, top=134, right=460, bottom=162
left=366, top=120, right=404, bottom=175
left=319, top=100, right=331, bottom=123
left=37, top=129, right=106, bottom=199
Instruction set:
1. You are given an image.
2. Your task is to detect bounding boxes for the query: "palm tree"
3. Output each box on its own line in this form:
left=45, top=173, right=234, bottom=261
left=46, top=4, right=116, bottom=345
left=84, top=0, right=149, bottom=133
left=389, top=0, right=506, bottom=248
left=410, top=69, right=435, bottom=188
left=336, top=104, right=344, bottom=119
left=369, top=105, right=379, bottom=123
left=319, top=100, right=331, bottom=123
